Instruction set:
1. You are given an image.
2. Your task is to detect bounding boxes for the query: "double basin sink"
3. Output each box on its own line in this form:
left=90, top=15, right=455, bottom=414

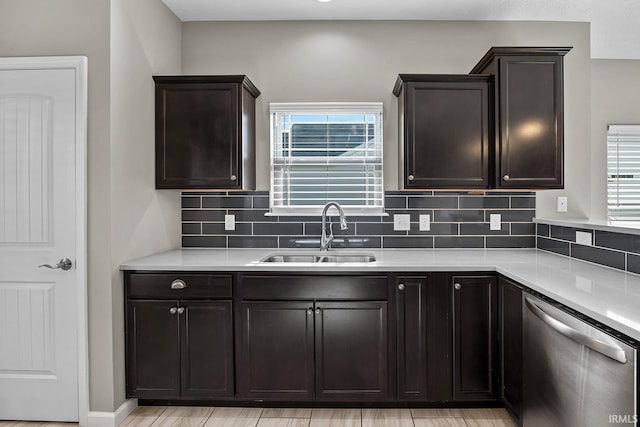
left=260, top=253, right=376, bottom=264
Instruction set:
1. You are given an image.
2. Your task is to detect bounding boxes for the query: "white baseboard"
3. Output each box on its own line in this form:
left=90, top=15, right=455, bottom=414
left=87, top=399, right=138, bottom=427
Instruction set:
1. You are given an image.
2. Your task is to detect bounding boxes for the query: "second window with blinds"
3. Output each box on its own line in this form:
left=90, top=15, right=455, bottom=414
left=269, top=103, right=384, bottom=215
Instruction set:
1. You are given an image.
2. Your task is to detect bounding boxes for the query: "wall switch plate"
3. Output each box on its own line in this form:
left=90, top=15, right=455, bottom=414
left=576, top=231, right=593, bottom=246
left=490, top=214, right=501, bottom=231
left=224, top=214, right=235, bottom=231
left=394, top=214, right=411, bottom=231
left=419, top=214, right=431, bottom=231
left=557, top=196, right=568, bottom=212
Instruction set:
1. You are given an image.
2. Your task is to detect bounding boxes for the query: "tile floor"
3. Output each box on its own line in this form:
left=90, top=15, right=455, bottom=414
left=0, top=406, right=517, bottom=427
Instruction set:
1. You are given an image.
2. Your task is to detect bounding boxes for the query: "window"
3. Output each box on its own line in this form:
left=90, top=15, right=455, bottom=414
left=607, top=125, right=640, bottom=221
left=269, top=103, right=384, bottom=215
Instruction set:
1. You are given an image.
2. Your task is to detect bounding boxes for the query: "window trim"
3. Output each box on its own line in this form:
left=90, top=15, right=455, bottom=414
left=269, top=102, right=385, bottom=216
left=607, top=124, right=640, bottom=222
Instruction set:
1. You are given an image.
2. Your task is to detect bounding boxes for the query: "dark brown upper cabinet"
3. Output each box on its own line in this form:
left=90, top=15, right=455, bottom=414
left=154, top=75, right=260, bottom=189
left=470, top=47, right=571, bottom=189
left=394, top=75, right=492, bottom=189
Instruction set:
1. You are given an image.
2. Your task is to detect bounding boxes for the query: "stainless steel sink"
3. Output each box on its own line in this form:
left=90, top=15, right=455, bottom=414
left=260, top=254, right=323, bottom=263
left=319, top=254, right=376, bottom=263
left=260, top=253, right=376, bottom=264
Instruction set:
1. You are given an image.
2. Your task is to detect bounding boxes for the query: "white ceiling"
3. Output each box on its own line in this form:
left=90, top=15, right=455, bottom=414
left=161, top=0, right=640, bottom=59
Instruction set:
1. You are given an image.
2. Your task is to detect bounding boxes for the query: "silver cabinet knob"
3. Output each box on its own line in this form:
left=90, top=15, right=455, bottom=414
left=230, top=174, right=237, bottom=181
left=171, top=279, right=186, bottom=289
left=38, top=258, right=73, bottom=271
left=454, top=283, right=462, bottom=291
left=408, top=175, right=415, bottom=181
left=177, top=307, right=185, bottom=315
left=169, top=307, right=178, bottom=314
left=307, top=308, right=314, bottom=316
left=315, top=308, right=321, bottom=315
left=503, top=175, right=510, bottom=181
left=398, top=283, right=405, bottom=291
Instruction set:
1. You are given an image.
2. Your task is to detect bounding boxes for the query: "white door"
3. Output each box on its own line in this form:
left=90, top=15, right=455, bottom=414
left=0, top=57, right=87, bottom=422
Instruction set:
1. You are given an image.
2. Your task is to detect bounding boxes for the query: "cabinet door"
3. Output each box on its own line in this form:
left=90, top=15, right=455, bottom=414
left=496, top=56, right=564, bottom=188
left=404, top=78, right=490, bottom=188
left=315, top=301, right=389, bottom=400
left=452, top=275, right=498, bottom=401
left=126, top=300, right=180, bottom=399
left=396, top=276, right=428, bottom=400
left=181, top=300, right=234, bottom=398
left=156, top=82, right=240, bottom=189
left=240, top=301, right=314, bottom=399
left=499, top=277, right=523, bottom=422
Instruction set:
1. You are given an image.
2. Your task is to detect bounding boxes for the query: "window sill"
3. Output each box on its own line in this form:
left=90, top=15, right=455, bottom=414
left=265, top=212, right=390, bottom=217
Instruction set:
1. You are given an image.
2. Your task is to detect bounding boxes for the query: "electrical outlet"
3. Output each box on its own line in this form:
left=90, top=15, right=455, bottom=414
left=419, top=214, right=431, bottom=231
left=490, top=214, right=501, bottom=231
left=224, top=214, right=235, bottom=231
left=394, top=214, right=411, bottom=231
left=557, top=196, right=568, bottom=213
left=576, top=231, right=592, bottom=246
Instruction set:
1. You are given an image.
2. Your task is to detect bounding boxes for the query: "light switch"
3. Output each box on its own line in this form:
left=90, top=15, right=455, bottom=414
left=394, top=214, right=411, bottom=231
left=419, top=214, right=431, bottom=231
left=490, top=214, right=501, bottom=231
left=224, top=214, right=236, bottom=231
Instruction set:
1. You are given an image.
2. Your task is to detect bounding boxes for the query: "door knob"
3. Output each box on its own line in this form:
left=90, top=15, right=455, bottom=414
left=398, top=283, right=405, bottom=290
left=503, top=175, right=510, bottom=181
left=39, top=258, right=73, bottom=271
left=454, top=283, right=462, bottom=290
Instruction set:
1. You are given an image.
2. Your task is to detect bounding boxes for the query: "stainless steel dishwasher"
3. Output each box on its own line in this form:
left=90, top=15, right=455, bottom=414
left=523, top=294, right=638, bottom=427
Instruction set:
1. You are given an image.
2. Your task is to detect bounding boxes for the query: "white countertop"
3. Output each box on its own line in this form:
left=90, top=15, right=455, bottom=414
left=121, top=248, right=640, bottom=342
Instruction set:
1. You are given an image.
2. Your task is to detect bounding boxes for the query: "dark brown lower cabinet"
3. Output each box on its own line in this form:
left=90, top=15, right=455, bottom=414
left=396, top=275, right=452, bottom=402
left=499, top=277, right=523, bottom=423
left=396, top=276, right=429, bottom=400
left=126, top=299, right=234, bottom=399
left=240, top=300, right=389, bottom=401
left=127, top=300, right=181, bottom=399
left=315, top=301, right=388, bottom=400
left=452, top=275, right=498, bottom=401
left=240, top=301, right=315, bottom=400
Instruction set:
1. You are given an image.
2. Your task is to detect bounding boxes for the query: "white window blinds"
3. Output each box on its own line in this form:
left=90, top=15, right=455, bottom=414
left=270, top=103, right=384, bottom=215
left=607, top=125, right=640, bottom=221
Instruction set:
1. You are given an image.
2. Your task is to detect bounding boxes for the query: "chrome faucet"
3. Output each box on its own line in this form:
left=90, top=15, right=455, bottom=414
left=320, top=202, right=348, bottom=251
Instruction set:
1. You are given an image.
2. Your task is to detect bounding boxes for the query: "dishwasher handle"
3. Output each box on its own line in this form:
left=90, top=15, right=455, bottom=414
left=525, top=297, right=627, bottom=364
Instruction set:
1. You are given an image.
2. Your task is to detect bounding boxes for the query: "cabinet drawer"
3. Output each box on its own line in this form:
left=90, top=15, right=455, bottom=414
left=126, top=273, right=232, bottom=299
left=240, top=275, right=388, bottom=300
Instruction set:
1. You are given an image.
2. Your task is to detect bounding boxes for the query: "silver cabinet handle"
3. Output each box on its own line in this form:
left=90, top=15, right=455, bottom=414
left=171, top=279, right=186, bottom=289
left=525, top=297, right=627, bottom=364
left=408, top=175, right=415, bottom=181
left=315, top=308, right=321, bottom=315
left=169, top=307, right=178, bottom=315
left=177, top=307, right=185, bottom=315
left=39, top=258, right=73, bottom=271
left=307, top=308, right=314, bottom=316
left=398, top=283, right=405, bottom=291
left=503, top=174, right=510, bottom=181
left=230, top=174, right=237, bottom=181
left=454, top=283, right=461, bottom=290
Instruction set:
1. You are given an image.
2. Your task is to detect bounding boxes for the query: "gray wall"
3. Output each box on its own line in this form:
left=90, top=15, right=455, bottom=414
left=590, top=59, right=640, bottom=221
left=2, top=6, right=640, bottom=416
left=182, top=21, right=592, bottom=219
left=0, top=0, right=182, bottom=413
left=109, top=0, right=182, bottom=410
left=0, top=0, right=116, bottom=412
